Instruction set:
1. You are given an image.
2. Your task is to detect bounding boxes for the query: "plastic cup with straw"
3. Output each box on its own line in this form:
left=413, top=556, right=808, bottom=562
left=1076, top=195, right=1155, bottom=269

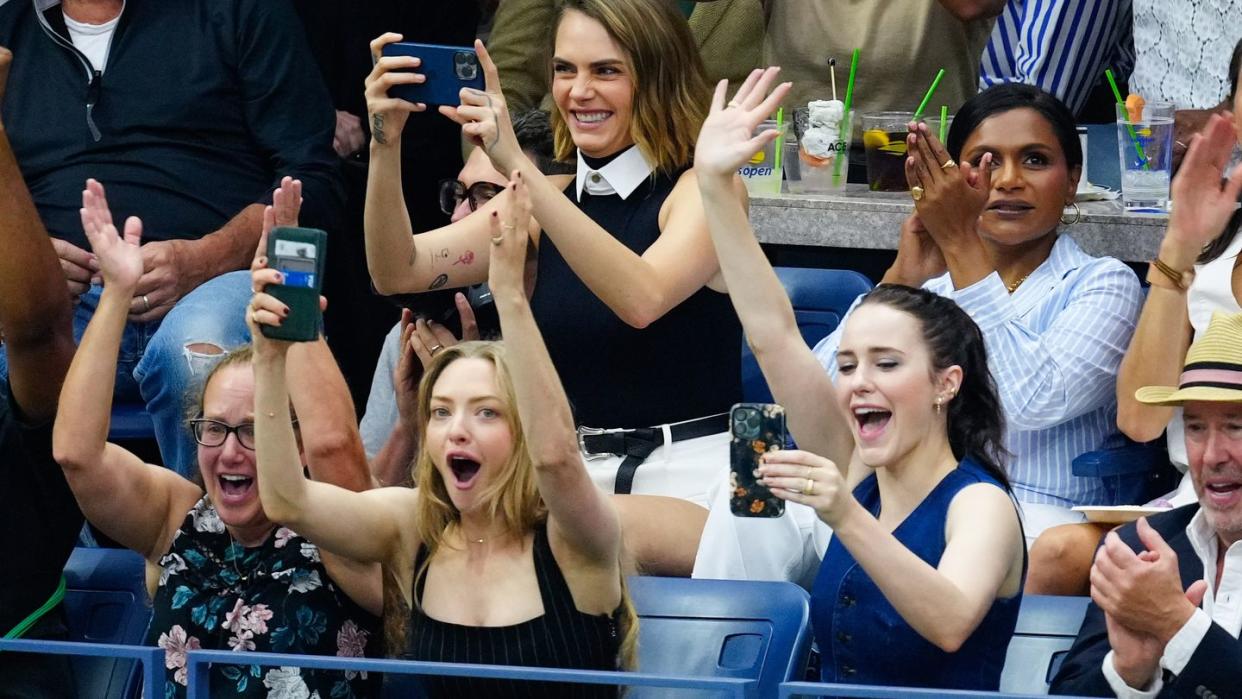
left=1106, top=68, right=1148, bottom=169
left=833, top=48, right=860, bottom=185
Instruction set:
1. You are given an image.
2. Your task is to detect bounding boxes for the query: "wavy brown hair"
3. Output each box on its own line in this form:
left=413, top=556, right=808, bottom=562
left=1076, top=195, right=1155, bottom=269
left=549, top=0, right=710, bottom=173
left=381, top=341, right=639, bottom=670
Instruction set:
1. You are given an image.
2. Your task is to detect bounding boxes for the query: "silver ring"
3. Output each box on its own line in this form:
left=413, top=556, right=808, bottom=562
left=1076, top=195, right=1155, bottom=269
left=428, top=344, right=444, bottom=355
left=142, top=294, right=151, bottom=312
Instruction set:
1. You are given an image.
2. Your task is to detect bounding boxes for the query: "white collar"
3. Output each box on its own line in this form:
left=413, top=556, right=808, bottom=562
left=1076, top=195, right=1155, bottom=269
left=1188, top=506, right=1242, bottom=568
left=575, top=145, right=655, bottom=201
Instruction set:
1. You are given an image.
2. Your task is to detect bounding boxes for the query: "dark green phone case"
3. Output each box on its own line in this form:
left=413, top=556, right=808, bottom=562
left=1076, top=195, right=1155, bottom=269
left=261, top=226, right=327, bottom=343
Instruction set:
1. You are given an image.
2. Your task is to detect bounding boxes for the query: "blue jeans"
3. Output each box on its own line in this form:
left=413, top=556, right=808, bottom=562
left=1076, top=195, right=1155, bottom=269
left=2, top=270, right=252, bottom=478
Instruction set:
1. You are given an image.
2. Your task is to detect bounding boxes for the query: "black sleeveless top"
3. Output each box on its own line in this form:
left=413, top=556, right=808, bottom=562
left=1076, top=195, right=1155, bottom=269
left=402, top=525, right=622, bottom=698
left=528, top=154, right=742, bottom=429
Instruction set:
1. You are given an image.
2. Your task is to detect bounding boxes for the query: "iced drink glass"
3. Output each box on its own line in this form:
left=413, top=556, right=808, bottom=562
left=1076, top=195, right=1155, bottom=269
left=1116, top=102, right=1174, bottom=211
left=739, top=119, right=784, bottom=196
left=863, top=112, right=914, bottom=192
left=785, top=108, right=854, bottom=194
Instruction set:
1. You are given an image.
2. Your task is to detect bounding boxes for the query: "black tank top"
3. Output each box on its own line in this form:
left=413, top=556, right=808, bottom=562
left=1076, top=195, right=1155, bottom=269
left=402, top=525, right=621, bottom=698
left=529, top=157, right=742, bottom=429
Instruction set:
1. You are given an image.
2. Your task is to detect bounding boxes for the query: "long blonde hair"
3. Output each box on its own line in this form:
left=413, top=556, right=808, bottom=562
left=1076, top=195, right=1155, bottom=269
left=549, top=0, right=710, bottom=173
left=382, top=341, right=638, bottom=669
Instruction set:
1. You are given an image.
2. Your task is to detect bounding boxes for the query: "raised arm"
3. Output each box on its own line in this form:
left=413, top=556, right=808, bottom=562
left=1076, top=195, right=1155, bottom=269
left=488, top=174, right=622, bottom=568
left=1117, top=115, right=1242, bottom=441
left=693, top=68, right=854, bottom=469
left=249, top=221, right=419, bottom=584
left=362, top=34, right=506, bottom=296
left=0, top=47, right=75, bottom=419
left=444, top=41, right=722, bottom=329
left=51, top=181, right=200, bottom=561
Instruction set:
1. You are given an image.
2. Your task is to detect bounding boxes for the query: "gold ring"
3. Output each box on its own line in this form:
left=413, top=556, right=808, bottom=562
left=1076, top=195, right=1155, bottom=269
left=727, top=100, right=741, bottom=108
left=805, top=478, right=815, bottom=496
left=490, top=235, right=504, bottom=246
left=500, top=223, right=516, bottom=231
left=910, top=185, right=925, bottom=201
left=142, top=294, right=151, bottom=312
left=941, top=159, right=958, bottom=171
left=428, top=344, right=443, bottom=354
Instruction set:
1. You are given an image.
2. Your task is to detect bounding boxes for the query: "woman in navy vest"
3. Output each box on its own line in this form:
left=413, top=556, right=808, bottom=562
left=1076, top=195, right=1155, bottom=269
left=691, top=68, right=1027, bottom=690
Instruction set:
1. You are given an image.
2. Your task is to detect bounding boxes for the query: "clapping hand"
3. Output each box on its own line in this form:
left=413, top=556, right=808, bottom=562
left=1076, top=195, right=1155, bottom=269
left=883, top=213, right=947, bottom=287
left=80, top=179, right=143, bottom=292
left=904, top=122, right=991, bottom=252
left=392, top=297, right=480, bottom=427
left=694, top=68, right=792, bottom=178
left=1168, top=113, right=1242, bottom=249
left=441, top=41, right=522, bottom=173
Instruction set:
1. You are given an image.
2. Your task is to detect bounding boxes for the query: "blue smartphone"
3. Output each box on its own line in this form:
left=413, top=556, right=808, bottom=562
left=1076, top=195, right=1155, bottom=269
left=380, top=42, right=485, bottom=107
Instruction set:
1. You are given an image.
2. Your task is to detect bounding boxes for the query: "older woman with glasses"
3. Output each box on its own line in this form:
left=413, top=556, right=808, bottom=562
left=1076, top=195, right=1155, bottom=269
left=52, top=179, right=384, bottom=699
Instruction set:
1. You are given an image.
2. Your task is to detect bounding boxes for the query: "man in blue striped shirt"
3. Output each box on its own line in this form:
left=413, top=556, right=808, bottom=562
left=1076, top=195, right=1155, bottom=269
left=980, top=0, right=1134, bottom=118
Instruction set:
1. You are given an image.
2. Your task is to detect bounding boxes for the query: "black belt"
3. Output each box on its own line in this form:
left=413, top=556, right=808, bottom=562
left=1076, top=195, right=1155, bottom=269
left=577, top=412, right=729, bottom=495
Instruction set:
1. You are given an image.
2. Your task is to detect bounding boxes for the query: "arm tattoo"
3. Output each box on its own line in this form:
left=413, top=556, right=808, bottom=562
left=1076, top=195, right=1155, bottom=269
left=429, top=273, right=448, bottom=290
left=372, top=113, right=387, bottom=145
left=452, top=250, right=475, bottom=266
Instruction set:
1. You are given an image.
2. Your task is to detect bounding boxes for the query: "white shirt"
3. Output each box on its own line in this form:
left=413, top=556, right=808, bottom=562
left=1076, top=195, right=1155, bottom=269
left=574, top=146, right=655, bottom=201
left=1129, top=0, right=1242, bottom=108
left=1103, top=508, right=1242, bottom=697
left=63, top=11, right=119, bottom=74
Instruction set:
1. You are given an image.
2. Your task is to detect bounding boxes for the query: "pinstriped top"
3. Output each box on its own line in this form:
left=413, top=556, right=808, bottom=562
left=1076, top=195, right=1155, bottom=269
left=402, top=524, right=621, bottom=697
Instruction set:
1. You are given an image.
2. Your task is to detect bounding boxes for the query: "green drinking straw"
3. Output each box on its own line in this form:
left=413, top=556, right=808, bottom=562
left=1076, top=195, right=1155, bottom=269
left=774, top=107, right=785, bottom=173
left=939, top=105, right=948, bottom=142
left=833, top=48, right=861, bottom=185
left=1105, top=68, right=1149, bottom=169
left=912, top=69, right=945, bottom=120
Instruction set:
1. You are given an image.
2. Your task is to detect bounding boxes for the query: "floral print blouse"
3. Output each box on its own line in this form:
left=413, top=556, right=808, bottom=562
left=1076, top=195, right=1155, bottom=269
left=146, top=496, right=380, bottom=698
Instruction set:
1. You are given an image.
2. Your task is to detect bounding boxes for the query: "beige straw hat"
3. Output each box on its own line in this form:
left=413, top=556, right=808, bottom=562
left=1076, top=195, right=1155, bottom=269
left=1137, top=311, right=1242, bottom=406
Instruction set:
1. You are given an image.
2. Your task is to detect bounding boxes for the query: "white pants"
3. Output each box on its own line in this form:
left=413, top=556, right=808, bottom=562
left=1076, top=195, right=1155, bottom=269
left=1017, top=501, right=1086, bottom=547
left=583, top=430, right=729, bottom=509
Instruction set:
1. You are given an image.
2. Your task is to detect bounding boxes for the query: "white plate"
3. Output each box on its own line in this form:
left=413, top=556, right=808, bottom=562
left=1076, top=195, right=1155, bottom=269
left=1072, top=505, right=1170, bottom=524
left=1075, top=183, right=1118, bottom=202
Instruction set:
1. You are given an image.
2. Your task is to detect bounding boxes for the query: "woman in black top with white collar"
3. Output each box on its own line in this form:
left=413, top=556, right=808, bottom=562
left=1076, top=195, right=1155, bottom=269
left=363, top=0, right=741, bottom=508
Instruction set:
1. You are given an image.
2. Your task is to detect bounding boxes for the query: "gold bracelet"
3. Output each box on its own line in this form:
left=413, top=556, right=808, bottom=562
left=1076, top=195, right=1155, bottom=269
left=1150, top=257, right=1193, bottom=291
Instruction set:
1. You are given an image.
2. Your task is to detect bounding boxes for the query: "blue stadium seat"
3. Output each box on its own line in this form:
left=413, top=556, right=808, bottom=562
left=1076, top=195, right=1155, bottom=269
left=628, top=576, right=813, bottom=698
left=998, top=595, right=1090, bottom=695
left=108, top=402, right=156, bottom=442
left=742, top=267, right=873, bottom=403
left=62, top=547, right=153, bottom=699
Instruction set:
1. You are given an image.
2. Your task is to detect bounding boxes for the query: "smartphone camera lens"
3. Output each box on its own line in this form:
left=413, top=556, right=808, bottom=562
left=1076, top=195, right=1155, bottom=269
left=733, top=408, right=760, bottom=439
left=454, top=51, right=479, bottom=81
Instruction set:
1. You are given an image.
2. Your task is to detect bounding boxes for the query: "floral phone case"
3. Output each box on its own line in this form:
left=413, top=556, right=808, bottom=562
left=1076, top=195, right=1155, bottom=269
left=729, top=403, right=787, bottom=518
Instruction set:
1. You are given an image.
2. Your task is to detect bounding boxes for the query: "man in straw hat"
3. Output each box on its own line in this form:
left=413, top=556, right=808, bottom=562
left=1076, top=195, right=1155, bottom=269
left=1051, top=311, right=1242, bottom=698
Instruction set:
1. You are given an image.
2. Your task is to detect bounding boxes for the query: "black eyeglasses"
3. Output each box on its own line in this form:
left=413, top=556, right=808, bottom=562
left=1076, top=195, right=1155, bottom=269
left=189, top=418, right=298, bottom=450
left=438, top=179, right=504, bottom=216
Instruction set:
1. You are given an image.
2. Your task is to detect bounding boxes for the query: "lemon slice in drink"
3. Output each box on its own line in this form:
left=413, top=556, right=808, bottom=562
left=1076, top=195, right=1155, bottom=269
left=863, top=129, right=890, bottom=149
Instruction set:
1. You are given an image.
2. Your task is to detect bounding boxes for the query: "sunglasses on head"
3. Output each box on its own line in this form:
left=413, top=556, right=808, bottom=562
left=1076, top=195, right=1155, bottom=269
left=438, top=179, right=505, bottom=216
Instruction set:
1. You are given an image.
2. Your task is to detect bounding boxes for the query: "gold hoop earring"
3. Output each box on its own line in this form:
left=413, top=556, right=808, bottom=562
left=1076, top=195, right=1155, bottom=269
left=1060, top=201, right=1082, bottom=226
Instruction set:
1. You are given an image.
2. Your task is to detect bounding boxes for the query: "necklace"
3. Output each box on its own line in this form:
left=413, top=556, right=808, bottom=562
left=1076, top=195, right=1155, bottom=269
left=1006, top=273, right=1031, bottom=294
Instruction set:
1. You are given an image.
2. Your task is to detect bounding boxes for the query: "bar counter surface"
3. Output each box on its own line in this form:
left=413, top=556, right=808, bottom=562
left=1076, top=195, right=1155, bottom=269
left=749, top=187, right=1168, bottom=263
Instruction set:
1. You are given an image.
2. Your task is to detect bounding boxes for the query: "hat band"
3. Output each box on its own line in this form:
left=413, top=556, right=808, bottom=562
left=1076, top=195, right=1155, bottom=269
left=1179, top=366, right=1242, bottom=391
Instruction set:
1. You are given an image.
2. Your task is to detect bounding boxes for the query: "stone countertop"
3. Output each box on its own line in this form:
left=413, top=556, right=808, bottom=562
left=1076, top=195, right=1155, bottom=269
left=749, top=187, right=1169, bottom=262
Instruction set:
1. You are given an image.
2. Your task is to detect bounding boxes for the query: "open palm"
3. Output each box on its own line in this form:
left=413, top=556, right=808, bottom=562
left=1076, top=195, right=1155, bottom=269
left=80, top=179, right=143, bottom=289
left=695, top=68, right=791, bottom=177
left=1169, top=113, right=1242, bottom=247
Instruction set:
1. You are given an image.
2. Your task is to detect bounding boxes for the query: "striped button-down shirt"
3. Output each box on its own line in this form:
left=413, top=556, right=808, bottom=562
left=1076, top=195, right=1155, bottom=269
left=813, top=235, right=1142, bottom=507
left=980, top=0, right=1133, bottom=115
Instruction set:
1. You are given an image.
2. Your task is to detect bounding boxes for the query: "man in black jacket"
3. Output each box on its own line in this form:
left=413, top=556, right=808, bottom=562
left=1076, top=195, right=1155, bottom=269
left=0, top=0, right=341, bottom=478
left=0, top=44, right=83, bottom=698
left=1051, top=312, right=1242, bottom=698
